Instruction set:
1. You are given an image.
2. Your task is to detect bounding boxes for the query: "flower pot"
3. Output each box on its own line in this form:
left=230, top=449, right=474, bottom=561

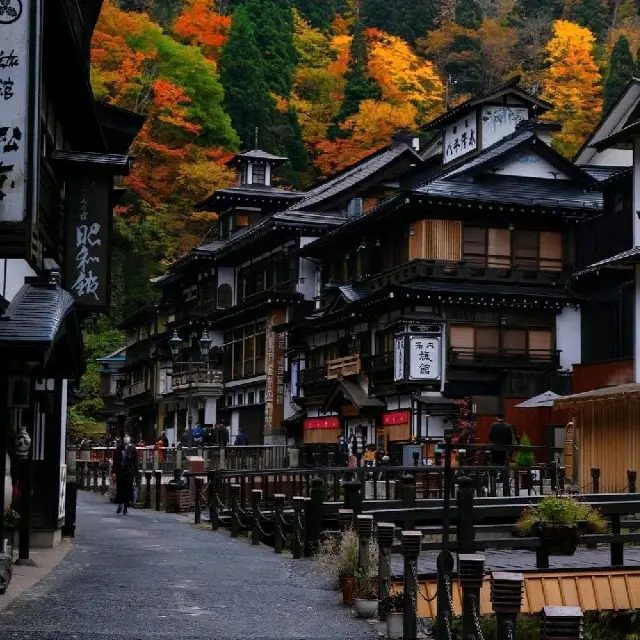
left=537, top=523, right=581, bottom=556
left=387, top=612, right=404, bottom=639
left=354, top=598, right=378, bottom=618
left=342, top=577, right=356, bottom=605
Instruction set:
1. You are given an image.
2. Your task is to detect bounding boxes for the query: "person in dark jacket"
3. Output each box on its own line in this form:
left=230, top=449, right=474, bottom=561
left=488, top=414, right=514, bottom=466
left=218, top=424, right=229, bottom=448
left=113, top=434, right=138, bottom=515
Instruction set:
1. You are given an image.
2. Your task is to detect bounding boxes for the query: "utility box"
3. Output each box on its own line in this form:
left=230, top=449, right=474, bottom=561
left=186, top=456, right=205, bottom=474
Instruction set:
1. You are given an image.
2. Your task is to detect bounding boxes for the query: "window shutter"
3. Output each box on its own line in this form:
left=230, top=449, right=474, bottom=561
left=539, top=231, right=563, bottom=271
left=528, top=329, right=553, bottom=360
left=476, top=327, right=500, bottom=352
left=503, top=328, right=527, bottom=352
left=487, top=228, right=511, bottom=268
left=449, top=324, right=475, bottom=349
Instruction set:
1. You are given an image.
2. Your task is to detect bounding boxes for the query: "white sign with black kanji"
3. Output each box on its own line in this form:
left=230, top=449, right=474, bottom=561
left=408, top=336, right=441, bottom=381
left=443, top=114, right=477, bottom=164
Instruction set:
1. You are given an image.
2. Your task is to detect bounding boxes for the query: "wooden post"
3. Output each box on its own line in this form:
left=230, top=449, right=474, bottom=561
left=491, top=572, right=524, bottom=640
left=550, top=461, right=558, bottom=493
left=541, top=606, right=583, bottom=640
left=456, top=475, right=475, bottom=556
left=292, top=496, right=305, bottom=559
left=343, top=480, right=362, bottom=519
left=209, top=470, right=219, bottom=531
left=402, top=531, right=422, bottom=640
left=251, top=489, right=262, bottom=546
left=377, top=522, right=395, bottom=621
left=558, top=466, right=566, bottom=493
left=307, top=476, right=324, bottom=555
left=591, top=468, right=600, bottom=494
left=459, top=554, right=485, bottom=640
left=195, top=477, right=204, bottom=525
left=502, top=461, right=511, bottom=497
left=611, top=513, right=623, bottom=566
left=273, top=493, right=285, bottom=554
left=231, top=483, right=240, bottom=538
left=437, top=434, right=455, bottom=640
left=100, top=464, right=107, bottom=495
left=339, top=508, right=354, bottom=531
left=144, top=471, right=152, bottom=509
left=154, top=470, right=162, bottom=511
left=356, top=514, right=374, bottom=571
left=401, top=474, right=416, bottom=531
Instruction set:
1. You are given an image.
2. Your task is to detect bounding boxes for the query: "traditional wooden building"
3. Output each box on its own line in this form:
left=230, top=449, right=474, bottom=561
left=285, top=78, right=598, bottom=454
left=0, top=0, right=142, bottom=553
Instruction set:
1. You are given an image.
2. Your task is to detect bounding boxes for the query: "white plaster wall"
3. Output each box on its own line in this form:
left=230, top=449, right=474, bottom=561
left=230, top=410, right=240, bottom=441
left=0, top=259, right=36, bottom=301
left=298, top=257, right=316, bottom=300
left=498, top=153, right=569, bottom=179
left=556, top=306, right=582, bottom=370
left=588, top=147, right=632, bottom=168
left=204, top=397, right=217, bottom=425
left=217, top=266, right=235, bottom=306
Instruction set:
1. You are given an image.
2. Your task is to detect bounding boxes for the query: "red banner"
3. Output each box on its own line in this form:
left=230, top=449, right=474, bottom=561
left=304, top=418, right=340, bottom=430
left=382, top=411, right=410, bottom=426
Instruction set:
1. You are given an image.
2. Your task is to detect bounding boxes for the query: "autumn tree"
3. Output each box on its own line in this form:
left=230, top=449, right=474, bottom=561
left=510, top=0, right=563, bottom=21
left=540, top=20, right=602, bottom=157
left=172, top=0, right=231, bottom=60
left=455, top=0, right=483, bottom=29
left=604, top=35, right=635, bottom=110
left=565, top=0, right=611, bottom=40
left=331, top=21, right=381, bottom=131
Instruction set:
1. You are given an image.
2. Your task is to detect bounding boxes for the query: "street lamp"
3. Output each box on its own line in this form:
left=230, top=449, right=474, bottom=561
left=199, top=329, right=212, bottom=358
left=169, top=329, right=183, bottom=358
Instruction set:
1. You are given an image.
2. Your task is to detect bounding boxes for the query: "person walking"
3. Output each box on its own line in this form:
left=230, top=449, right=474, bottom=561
left=113, top=434, right=138, bottom=515
left=488, top=413, right=514, bottom=466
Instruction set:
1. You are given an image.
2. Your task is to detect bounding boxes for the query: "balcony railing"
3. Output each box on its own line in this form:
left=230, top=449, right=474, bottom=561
left=449, top=347, right=561, bottom=370
left=327, top=354, right=361, bottom=380
left=504, top=370, right=572, bottom=398
left=122, top=381, right=149, bottom=399
left=171, top=363, right=224, bottom=393
left=362, top=352, right=394, bottom=374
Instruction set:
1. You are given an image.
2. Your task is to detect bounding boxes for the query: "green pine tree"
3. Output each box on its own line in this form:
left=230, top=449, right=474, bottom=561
left=292, top=0, right=338, bottom=30
left=567, top=0, right=611, bottom=41
left=244, top=0, right=297, bottom=97
left=331, top=21, right=381, bottom=132
left=510, top=0, right=563, bottom=22
left=361, top=0, right=435, bottom=43
left=604, top=36, right=635, bottom=111
left=219, top=6, right=276, bottom=150
left=455, top=0, right=483, bottom=29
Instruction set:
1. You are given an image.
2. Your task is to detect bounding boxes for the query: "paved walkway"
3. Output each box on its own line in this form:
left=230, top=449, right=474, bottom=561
left=0, top=493, right=376, bottom=639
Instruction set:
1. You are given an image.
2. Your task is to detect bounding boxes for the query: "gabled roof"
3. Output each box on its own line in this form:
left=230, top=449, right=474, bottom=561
left=195, top=183, right=304, bottom=212
left=594, top=119, right=640, bottom=152
left=49, top=150, right=132, bottom=176
left=227, top=149, right=289, bottom=167
left=432, top=128, right=595, bottom=186
left=578, top=165, right=626, bottom=183
left=574, top=78, right=640, bottom=165
left=573, top=246, right=640, bottom=277
left=290, top=142, right=421, bottom=211
left=422, top=76, right=552, bottom=132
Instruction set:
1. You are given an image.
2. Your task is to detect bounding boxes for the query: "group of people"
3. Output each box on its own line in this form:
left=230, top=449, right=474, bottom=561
left=335, top=427, right=390, bottom=468
left=454, top=413, right=518, bottom=465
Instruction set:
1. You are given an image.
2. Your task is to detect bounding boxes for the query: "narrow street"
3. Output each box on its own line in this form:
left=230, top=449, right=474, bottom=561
left=0, top=493, right=376, bottom=639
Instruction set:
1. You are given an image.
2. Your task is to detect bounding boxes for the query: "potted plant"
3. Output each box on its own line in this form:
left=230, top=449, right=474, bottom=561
left=515, top=496, right=607, bottom=556
left=514, top=434, right=535, bottom=489
left=353, top=567, right=379, bottom=618
left=380, top=592, right=405, bottom=638
left=313, top=528, right=359, bottom=604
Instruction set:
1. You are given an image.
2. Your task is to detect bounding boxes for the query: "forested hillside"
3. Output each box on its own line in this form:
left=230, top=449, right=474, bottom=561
left=92, top=0, right=640, bottom=308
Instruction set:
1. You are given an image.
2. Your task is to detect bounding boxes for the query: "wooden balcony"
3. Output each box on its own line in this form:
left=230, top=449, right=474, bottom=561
left=327, top=354, right=361, bottom=380
left=449, top=347, right=561, bottom=370
left=122, top=381, right=148, bottom=399
left=171, top=364, right=224, bottom=396
left=299, top=366, right=328, bottom=387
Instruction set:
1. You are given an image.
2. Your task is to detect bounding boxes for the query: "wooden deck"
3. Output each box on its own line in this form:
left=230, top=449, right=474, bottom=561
left=405, top=568, right=640, bottom=618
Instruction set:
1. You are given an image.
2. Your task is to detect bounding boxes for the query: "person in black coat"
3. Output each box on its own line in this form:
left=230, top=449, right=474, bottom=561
left=488, top=414, right=514, bottom=467
left=113, top=434, right=138, bottom=515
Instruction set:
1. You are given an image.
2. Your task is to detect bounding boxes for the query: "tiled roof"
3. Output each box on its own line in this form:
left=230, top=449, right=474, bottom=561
left=291, top=143, right=420, bottom=211
left=228, top=149, right=289, bottom=166
left=578, top=165, right=628, bottom=183
left=398, top=281, right=577, bottom=300
left=49, top=150, right=131, bottom=175
left=415, top=175, right=602, bottom=211
left=573, top=246, right=640, bottom=277
left=0, top=275, right=76, bottom=344
left=338, top=283, right=370, bottom=302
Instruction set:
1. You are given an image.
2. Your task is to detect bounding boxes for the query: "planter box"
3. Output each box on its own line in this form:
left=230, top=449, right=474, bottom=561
left=538, top=524, right=581, bottom=556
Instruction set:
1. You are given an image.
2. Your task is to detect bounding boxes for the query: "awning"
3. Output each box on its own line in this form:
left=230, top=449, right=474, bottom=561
left=554, top=383, right=640, bottom=407
left=0, top=273, right=85, bottom=380
left=515, top=391, right=564, bottom=408
left=321, top=379, right=385, bottom=415
left=573, top=246, right=640, bottom=277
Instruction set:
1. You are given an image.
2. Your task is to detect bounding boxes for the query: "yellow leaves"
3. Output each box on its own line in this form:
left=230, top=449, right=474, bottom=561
left=541, top=20, right=602, bottom=157
left=367, top=29, right=443, bottom=123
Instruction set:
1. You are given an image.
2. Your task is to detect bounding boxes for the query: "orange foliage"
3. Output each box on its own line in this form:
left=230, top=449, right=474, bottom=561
left=173, top=0, right=230, bottom=61
left=540, top=20, right=602, bottom=157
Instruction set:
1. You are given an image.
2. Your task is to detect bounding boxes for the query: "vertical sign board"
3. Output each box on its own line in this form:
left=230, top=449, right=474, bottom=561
left=408, top=336, right=441, bottom=382
left=394, top=336, right=405, bottom=382
left=443, top=113, right=477, bottom=164
left=0, top=0, right=31, bottom=222
left=64, top=174, right=112, bottom=314
left=264, top=310, right=286, bottom=434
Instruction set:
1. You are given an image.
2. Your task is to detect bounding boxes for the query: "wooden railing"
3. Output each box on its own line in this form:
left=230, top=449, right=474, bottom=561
left=449, top=346, right=561, bottom=369
left=122, top=381, right=148, bottom=398
left=172, top=366, right=223, bottom=390
left=327, top=354, right=361, bottom=379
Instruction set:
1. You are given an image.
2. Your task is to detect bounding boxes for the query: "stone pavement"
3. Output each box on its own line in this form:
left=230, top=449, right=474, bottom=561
left=0, top=492, right=377, bottom=639
left=391, top=546, right=640, bottom=575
